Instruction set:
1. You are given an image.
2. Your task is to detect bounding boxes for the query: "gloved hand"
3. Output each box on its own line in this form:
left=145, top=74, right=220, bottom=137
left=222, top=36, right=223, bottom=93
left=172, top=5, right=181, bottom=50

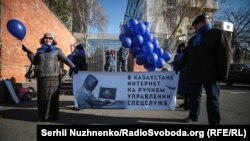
left=22, top=45, right=33, bottom=54
left=104, top=100, right=112, bottom=105
left=69, top=67, right=78, bottom=77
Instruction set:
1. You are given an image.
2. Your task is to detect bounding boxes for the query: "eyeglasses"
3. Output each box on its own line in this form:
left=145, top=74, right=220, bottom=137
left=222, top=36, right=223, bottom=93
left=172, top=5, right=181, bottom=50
left=44, top=37, right=53, bottom=40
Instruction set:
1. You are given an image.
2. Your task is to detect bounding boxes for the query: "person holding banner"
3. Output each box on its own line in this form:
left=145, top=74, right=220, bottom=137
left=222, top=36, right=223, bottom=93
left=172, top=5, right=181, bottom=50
left=22, top=33, right=78, bottom=121
left=68, top=44, right=88, bottom=71
left=178, top=14, right=232, bottom=125
left=173, top=43, right=191, bottom=111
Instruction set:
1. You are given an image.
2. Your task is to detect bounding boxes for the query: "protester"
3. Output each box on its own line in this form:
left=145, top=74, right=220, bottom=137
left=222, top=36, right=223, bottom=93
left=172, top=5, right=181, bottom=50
left=173, top=43, right=191, bottom=111
left=104, top=51, right=115, bottom=72
left=68, top=44, right=88, bottom=71
left=173, top=43, right=185, bottom=72
left=22, top=33, right=78, bottom=121
left=67, top=44, right=88, bottom=111
left=117, top=47, right=129, bottom=72
left=178, top=14, right=232, bottom=125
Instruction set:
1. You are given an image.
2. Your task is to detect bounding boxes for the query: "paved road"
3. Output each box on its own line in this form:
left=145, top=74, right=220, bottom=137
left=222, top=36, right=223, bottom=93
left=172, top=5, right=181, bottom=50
left=0, top=84, right=250, bottom=140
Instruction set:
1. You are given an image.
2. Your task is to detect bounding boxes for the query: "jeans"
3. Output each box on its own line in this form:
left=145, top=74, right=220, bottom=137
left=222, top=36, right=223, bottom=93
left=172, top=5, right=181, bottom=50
left=189, top=82, right=220, bottom=124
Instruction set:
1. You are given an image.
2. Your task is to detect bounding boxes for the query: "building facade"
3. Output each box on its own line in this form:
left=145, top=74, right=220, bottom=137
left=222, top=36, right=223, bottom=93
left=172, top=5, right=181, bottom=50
left=0, top=0, right=76, bottom=83
left=124, top=0, right=218, bottom=50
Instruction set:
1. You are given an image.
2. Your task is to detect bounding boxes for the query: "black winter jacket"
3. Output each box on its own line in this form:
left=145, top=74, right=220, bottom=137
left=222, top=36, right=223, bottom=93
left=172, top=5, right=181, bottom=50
left=178, top=29, right=232, bottom=83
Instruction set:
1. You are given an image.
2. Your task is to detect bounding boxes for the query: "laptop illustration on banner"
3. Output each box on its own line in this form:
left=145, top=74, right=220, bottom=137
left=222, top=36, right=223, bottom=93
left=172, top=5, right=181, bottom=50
left=98, top=87, right=117, bottom=102
left=96, top=87, right=126, bottom=109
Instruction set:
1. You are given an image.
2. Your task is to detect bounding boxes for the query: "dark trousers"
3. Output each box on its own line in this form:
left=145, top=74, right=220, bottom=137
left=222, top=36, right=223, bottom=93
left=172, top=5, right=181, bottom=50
left=120, top=60, right=127, bottom=72
left=189, top=82, right=220, bottom=124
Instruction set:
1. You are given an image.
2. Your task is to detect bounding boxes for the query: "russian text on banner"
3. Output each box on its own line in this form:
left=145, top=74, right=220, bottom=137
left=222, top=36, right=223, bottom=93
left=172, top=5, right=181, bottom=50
left=73, top=71, right=179, bottom=110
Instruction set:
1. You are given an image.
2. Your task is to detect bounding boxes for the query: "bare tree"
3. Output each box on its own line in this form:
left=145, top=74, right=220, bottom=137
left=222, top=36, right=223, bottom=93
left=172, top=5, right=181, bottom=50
left=216, top=6, right=250, bottom=63
left=150, top=0, right=216, bottom=52
left=72, top=0, right=108, bottom=50
left=43, top=0, right=72, bottom=29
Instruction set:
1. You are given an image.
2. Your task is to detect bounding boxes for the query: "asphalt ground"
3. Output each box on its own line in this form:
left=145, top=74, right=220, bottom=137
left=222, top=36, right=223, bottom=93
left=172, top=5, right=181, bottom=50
left=0, top=87, right=250, bottom=140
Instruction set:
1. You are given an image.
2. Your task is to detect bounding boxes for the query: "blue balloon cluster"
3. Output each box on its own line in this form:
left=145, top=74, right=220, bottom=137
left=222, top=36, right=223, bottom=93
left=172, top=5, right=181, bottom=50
left=119, top=19, right=172, bottom=71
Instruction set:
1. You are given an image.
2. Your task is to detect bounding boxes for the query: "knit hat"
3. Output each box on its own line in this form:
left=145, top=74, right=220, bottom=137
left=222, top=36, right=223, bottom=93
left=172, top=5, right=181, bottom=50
left=43, top=33, right=55, bottom=39
left=192, top=14, right=209, bottom=26
left=75, top=44, right=84, bottom=50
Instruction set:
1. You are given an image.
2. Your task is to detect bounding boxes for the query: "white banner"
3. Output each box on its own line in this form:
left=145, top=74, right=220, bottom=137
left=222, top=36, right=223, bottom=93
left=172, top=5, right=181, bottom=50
left=73, top=71, right=179, bottom=110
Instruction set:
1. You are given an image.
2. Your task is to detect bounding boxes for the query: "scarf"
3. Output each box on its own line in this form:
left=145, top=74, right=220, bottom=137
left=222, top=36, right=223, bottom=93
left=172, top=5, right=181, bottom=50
left=37, top=44, right=56, bottom=54
left=193, top=23, right=212, bottom=47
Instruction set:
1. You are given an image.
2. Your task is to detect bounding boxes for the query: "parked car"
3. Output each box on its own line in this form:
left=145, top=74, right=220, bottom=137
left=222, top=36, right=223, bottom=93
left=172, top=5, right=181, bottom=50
left=223, top=63, right=250, bottom=85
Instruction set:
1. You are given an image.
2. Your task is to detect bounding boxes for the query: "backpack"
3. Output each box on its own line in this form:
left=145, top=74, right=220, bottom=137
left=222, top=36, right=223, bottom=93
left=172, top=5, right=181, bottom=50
left=17, top=87, right=35, bottom=101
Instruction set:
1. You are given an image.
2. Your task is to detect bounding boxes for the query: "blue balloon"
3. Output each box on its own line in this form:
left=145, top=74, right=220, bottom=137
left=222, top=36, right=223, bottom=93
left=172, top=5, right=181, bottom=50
left=143, top=63, right=149, bottom=69
left=162, top=51, right=172, bottom=62
left=147, top=52, right=158, bottom=64
left=122, top=37, right=132, bottom=48
left=143, top=32, right=153, bottom=42
left=136, top=53, right=147, bottom=63
left=142, top=42, right=154, bottom=54
left=128, top=18, right=138, bottom=27
left=152, top=38, right=160, bottom=49
left=147, top=63, right=156, bottom=71
left=123, top=23, right=131, bottom=31
left=155, top=58, right=165, bottom=69
left=144, top=26, right=151, bottom=34
left=132, top=35, right=143, bottom=46
left=7, top=19, right=26, bottom=40
left=119, top=33, right=125, bottom=41
left=144, top=21, right=151, bottom=28
left=123, top=23, right=135, bottom=38
left=124, top=27, right=135, bottom=38
left=135, top=59, right=144, bottom=65
left=135, top=22, right=146, bottom=35
left=154, top=47, right=164, bottom=57
left=130, top=46, right=141, bottom=56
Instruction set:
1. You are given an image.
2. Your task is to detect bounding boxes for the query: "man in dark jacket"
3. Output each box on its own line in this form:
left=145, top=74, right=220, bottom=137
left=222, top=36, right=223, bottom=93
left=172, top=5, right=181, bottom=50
left=179, top=14, right=232, bottom=125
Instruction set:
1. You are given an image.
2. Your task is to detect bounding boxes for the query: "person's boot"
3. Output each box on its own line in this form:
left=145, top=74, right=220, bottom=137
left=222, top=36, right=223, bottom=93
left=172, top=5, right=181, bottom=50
left=183, top=96, right=190, bottom=111
left=179, top=102, right=185, bottom=107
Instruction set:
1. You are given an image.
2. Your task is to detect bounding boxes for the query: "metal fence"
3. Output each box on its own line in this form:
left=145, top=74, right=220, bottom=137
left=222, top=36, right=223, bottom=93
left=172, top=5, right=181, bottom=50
left=87, top=39, right=121, bottom=72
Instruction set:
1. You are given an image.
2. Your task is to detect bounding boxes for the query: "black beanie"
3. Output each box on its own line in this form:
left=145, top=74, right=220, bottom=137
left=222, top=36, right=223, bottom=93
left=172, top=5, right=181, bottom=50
left=192, top=14, right=209, bottom=26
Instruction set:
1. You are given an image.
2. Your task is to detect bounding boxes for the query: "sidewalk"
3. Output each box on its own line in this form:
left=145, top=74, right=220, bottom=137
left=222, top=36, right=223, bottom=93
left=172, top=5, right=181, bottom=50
left=0, top=95, right=194, bottom=125
left=0, top=95, right=193, bottom=141
left=1, top=91, right=249, bottom=141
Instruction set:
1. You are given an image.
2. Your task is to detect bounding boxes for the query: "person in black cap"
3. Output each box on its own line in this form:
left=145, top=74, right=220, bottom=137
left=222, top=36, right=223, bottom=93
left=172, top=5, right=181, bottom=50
left=177, top=14, right=232, bottom=125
